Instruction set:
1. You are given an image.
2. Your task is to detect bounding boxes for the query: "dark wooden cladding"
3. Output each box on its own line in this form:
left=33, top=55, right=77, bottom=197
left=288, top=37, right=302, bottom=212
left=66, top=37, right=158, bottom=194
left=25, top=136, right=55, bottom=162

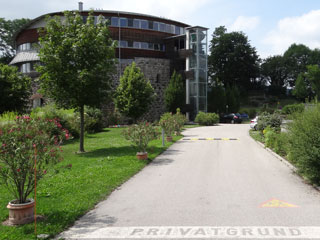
left=115, top=48, right=166, bottom=59
left=16, top=29, right=39, bottom=45
left=109, top=27, right=174, bottom=43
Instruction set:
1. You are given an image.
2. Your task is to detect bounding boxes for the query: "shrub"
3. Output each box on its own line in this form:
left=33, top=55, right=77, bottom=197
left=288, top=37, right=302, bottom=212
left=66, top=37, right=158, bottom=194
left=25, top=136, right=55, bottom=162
left=0, top=116, right=68, bottom=203
left=281, top=103, right=305, bottom=115
left=256, top=111, right=282, bottom=132
left=173, top=108, right=186, bottom=135
left=288, top=104, right=320, bottom=184
left=122, top=121, right=159, bottom=153
left=264, top=127, right=289, bottom=157
left=195, top=112, right=219, bottom=126
left=84, top=106, right=104, bottom=133
left=159, top=113, right=175, bottom=137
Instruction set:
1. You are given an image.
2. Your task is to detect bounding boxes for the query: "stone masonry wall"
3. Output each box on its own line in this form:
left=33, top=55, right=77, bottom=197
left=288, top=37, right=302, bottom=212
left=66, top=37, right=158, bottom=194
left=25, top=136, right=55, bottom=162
left=106, top=57, right=171, bottom=123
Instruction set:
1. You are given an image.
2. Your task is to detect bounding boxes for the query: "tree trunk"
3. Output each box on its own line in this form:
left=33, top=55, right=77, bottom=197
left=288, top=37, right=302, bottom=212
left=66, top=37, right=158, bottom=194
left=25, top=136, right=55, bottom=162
left=79, top=105, right=85, bottom=153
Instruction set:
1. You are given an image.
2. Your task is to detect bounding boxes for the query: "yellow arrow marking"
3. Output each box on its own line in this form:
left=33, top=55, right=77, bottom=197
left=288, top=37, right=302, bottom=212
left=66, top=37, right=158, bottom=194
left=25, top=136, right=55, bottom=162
left=260, top=199, right=298, bottom=208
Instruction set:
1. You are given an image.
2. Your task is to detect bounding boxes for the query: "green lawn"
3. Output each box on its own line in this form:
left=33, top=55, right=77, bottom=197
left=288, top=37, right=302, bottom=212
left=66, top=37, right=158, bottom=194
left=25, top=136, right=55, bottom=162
left=0, top=128, right=182, bottom=240
left=249, top=129, right=265, bottom=143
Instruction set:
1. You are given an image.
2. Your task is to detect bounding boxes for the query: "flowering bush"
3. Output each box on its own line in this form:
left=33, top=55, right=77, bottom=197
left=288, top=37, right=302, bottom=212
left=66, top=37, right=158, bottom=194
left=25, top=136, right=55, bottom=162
left=159, top=113, right=175, bottom=137
left=122, top=121, right=159, bottom=153
left=0, top=116, right=69, bottom=203
left=173, top=109, right=186, bottom=135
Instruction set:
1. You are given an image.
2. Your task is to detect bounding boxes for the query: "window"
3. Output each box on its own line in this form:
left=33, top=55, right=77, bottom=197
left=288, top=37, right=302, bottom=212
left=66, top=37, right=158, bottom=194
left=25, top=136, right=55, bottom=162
left=128, top=41, right=133, bottom=48
left=128, top=18, right=134, bottom=27
left=175, top=26, right=180, bottom=35
left=165, top=24, right=171, bottom=33
left=133, top=42, right=140, bottom=48
left=119, top=41, right=128, bottom=48
left=159, top=23, right=165, bottom=32
left=153, top=22, right=159, bottom=31
left=120, top=18, right=127, bottom=27
left=133, top=19, right=140, bottom=28
left=148, top=43, right=154, bottom=50
left=156, top=74, right=160, bottom=83
left=111, top=17, right=119, bottom=26
left=140, top=20, right=148, bottom=29
left=20, top=63, right=31, bottom=73
left=141, top=42, right=148, bottom=49
left=82, top=16, right=87, bottom=23
left=148, top=21, right=153, bottom=30
left=154, top=43, right=160, bottom=51
left=18, top=43, right=31, bottom=51
left=160, top=44, right=166, bottom=51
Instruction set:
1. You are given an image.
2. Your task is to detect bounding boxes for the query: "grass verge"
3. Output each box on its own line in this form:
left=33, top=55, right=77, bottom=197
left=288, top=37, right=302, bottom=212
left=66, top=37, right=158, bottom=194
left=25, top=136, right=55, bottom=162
left=249, top=129, right=265, bottom=143
left=0, top=128, right=182, bottom=240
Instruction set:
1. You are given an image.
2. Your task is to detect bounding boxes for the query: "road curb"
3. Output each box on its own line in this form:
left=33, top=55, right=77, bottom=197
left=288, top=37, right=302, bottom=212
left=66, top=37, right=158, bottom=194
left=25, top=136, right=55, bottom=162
left=252, top=138, right=320, bottom=192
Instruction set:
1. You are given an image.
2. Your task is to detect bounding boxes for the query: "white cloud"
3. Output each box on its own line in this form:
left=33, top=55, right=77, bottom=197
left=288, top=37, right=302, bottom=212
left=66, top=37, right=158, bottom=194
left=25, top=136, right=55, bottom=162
left=229, top=16, right=260, bottom=32
left=82, top=0, right=211, bottom=24
left=263, top=9, right=320, bottom=56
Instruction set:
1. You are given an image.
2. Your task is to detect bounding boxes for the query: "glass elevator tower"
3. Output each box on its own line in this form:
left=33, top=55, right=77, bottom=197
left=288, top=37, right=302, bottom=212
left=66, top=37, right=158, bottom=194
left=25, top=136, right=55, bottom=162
left=185, top=26, right=208, bottom=120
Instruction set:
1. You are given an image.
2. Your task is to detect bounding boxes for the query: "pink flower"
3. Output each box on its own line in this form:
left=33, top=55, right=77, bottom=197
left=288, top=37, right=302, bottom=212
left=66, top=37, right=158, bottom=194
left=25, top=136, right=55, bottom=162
left=33, top=144, right=36, bottom=148
left=16, top=116, right=20, bottom=119
left=2, top=144, right=6, bottom=147
left=43, top=170, right=47, bottom=174
left=65, top=133, right=69, bottom=140
left=17, top=169, right=21, bottom=172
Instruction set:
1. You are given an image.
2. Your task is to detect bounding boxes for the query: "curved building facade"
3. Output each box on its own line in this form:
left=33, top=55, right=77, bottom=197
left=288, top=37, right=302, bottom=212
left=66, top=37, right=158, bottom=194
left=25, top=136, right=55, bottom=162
left=10, top=3, right=208, bottom=121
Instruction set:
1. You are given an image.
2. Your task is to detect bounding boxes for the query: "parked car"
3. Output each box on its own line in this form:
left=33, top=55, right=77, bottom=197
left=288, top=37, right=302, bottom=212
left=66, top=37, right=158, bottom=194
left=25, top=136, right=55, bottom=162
left=250, top=116, right=258, bottom=130
left=220, top=113, right=242, bottom=124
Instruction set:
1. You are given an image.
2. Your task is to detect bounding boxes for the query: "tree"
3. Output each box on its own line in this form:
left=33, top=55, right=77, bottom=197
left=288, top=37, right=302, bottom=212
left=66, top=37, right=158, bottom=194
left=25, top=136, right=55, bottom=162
left=293, top=73, right=309, bottom=101
left=37, top=11, right=116, bottom=153
left=305, top=65, right=320, bottom=99
left=0, top=64, right=31, bottom=113
left=208, top=26, right=260, bottom=90
left=226, top=85, right=240, bottom=113
left=164, top=70, right=185, bottom=113
left=261, top=55, right=287, bottom=87
left=115, top=62, right=155, bottom=122
left=283, top=44, right=313, bottom=87
left=0, top=18, right=30, bottom=64
left=207, top=83, right=226, bottom=114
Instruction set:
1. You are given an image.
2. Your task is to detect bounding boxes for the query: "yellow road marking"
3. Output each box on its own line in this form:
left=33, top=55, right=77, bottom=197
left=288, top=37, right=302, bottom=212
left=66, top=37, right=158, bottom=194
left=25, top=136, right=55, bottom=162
left=260, top=199, right=298, bottom=208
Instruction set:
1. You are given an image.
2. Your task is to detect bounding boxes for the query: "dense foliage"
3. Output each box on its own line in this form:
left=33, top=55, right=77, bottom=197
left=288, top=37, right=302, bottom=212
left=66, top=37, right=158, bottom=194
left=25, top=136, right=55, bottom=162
left=195, top=111, right=219, bottom=126
left=0, top=116, right=68, bottom=203
left=0, top=64, right=31, bottom=114
left=115, top=62, right=155, bottom=121
left=256, top=111, right=282, bottom=132
left=289, top=105, right=320, bottom=184
left=164, top=71, right=185, bottom=113
left=208, top=26, right=260, bottom=90
left=122, top=121, right=159, bottom=153
left=0, top=18, right=30, bottom=64
left=37, top=11, right=115, bottom=152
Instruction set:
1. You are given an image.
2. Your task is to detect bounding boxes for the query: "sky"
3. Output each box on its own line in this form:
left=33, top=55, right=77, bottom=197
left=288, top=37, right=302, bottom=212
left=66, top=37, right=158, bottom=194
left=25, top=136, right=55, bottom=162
left=1, top=0, right=320, bottom=59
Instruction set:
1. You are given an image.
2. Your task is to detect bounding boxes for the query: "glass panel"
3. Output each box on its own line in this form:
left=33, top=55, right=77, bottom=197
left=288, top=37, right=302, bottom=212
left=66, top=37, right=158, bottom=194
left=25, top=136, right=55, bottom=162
left=111, top=17, right=119, bottom=26
left=175, top=26, right=180, bottom=35
left=141, top=20, right=148, bottom=29
left=128, top=41, right=133, bottom=48
left=159, top=23, right=165, bottom=32
left=189, top=83, right=197, bottom=97
left=133, top=42, right=140, bottom=48
left=199, top=97, right=206, bottom=111
left=148, top=21, right=153, bottom=30
left=199, top=83, right=206, bottom=97
left=120, top=18, right=127, bottom=27
left=141, top=42, right=148, bottom=49
left=165, top=24, right=171, bottom=33
left=153, top=22, right=159, bottom=31
left=119, top=41, right=128, bottom=48
left=148, top=43, right=154, bottom=50
left=160, top=44, right=166, bottom=51
left=133, top=19, right=140, bottom=28
left=199, top=69, right=207, bottom=82
left=128, top=18, right=133, bottom=27
left=154, top=43, right=160, bottom=50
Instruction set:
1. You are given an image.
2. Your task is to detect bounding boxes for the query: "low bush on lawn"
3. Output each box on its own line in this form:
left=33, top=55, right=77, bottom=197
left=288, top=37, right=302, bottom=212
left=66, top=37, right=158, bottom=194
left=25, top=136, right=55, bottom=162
left=288, top=104, right=320, bottom=184
left=195, top=112, right=219, bottom=126
left=281, top=103, right=305, bottom=115
left=256, top=111, right=282, bottom=132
